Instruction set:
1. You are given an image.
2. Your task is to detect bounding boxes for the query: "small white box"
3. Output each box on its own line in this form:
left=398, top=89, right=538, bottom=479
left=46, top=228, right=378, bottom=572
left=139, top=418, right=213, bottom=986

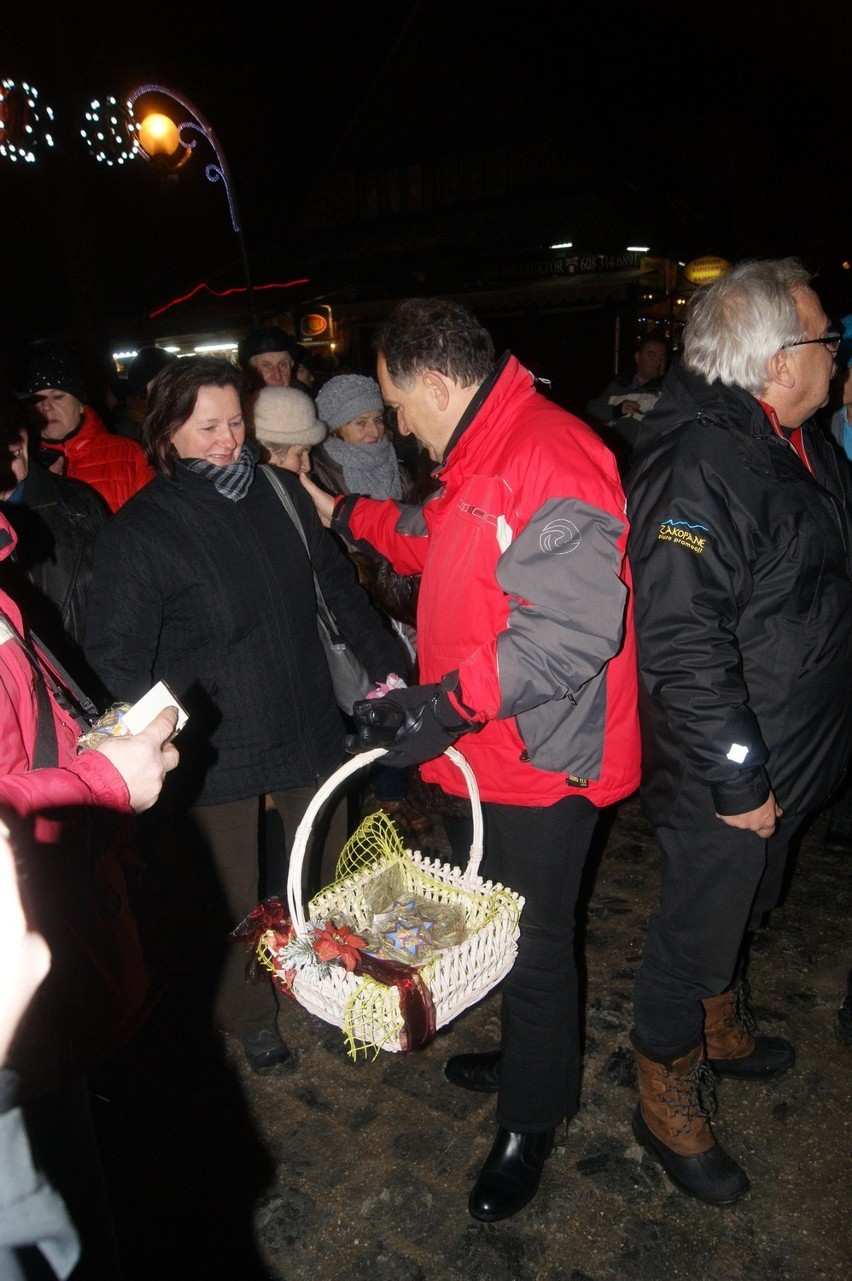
left=121, top=681, right=188, bottom=737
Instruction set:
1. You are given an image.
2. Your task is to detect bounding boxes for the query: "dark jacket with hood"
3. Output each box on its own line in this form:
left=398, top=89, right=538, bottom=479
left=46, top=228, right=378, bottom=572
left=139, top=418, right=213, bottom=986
left=627, top=360, right=852, bottom=827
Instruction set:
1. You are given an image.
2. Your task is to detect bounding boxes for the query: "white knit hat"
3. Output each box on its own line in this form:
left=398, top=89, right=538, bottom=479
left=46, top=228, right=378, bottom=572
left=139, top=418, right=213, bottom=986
left=247, top=386, right=326, bottom=449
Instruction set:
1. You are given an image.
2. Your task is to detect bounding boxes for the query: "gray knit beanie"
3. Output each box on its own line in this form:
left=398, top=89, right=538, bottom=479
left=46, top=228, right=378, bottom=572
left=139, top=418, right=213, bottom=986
left=247, top=386, right=326, bottom=449
left=316, top=374, right=384, bottom=432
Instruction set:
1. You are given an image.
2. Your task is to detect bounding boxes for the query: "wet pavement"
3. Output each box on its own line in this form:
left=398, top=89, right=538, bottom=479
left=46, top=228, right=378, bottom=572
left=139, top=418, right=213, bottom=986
left=91, top=791, right=851, bottom=1281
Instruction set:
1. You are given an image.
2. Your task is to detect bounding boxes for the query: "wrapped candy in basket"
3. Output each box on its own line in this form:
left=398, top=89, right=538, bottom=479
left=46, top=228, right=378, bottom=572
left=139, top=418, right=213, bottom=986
left=245, top=746, right=524, bottom=1058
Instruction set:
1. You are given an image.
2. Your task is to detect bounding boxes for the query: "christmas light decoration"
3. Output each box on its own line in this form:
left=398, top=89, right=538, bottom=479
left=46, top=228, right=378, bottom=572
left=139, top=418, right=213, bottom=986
left=80, top=96, right=136, bottom=166
left=0, top=79, right=55, bottom=163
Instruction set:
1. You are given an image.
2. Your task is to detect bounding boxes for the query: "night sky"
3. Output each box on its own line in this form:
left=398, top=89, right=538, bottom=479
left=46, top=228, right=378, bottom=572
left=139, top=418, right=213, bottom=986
left=2, top=0, right=849, bottom=358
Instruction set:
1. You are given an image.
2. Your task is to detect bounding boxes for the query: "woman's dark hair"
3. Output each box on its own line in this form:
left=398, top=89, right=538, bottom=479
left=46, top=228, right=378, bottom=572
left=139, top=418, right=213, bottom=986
left=143, top=356, right=242, bottom=476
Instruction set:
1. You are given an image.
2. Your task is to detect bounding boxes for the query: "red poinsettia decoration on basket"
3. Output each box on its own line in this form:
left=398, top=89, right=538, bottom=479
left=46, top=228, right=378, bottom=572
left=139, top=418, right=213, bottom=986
left=230, top=896, right=436, bottom=1053
left=311, top=922, right=368, bottom=970
left=229, top=898, right=367, bottom=985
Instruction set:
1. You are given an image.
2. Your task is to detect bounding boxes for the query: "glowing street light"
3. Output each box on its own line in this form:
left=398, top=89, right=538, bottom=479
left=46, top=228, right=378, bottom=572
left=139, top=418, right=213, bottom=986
left=127, top=83, right=259, bottom=327
left=136, top=111, right=180, bottom=157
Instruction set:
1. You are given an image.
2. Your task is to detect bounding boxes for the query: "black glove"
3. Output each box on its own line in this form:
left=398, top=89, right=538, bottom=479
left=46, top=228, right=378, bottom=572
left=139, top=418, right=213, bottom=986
left=348, top=673, right=480, bottom=768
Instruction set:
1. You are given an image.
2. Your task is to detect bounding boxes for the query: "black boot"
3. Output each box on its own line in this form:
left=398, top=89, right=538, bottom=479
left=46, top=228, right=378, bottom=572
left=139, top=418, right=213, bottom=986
left=444, top=1050, right=500, bottom=1093
left=468, top=1126, right=554, bottom=1222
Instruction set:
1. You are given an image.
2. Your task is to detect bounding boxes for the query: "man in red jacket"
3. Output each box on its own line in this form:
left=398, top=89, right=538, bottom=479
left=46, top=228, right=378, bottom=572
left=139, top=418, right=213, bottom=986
left=23, top=341, right=154, bottom=513
left=302, top=297, right=640, bottom=1221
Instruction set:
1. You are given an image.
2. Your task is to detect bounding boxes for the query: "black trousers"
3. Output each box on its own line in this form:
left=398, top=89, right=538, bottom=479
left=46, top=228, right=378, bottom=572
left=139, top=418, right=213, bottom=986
left=480, top=795, right=599, bottom=1134
left=190, top=787, right=348, bottom=1040
left=633, top=812, right=805, bottom=1060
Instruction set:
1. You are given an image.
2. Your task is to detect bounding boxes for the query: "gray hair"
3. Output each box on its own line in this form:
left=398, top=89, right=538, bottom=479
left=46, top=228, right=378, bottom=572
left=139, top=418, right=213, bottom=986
left=683, top=258, right=812, bottom=396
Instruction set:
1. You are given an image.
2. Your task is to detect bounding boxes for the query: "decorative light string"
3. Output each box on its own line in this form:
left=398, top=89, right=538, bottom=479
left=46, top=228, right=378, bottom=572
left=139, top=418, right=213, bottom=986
left=0, top=80, right=55, bottom=163
left=80, top=96, right=136, bottom=165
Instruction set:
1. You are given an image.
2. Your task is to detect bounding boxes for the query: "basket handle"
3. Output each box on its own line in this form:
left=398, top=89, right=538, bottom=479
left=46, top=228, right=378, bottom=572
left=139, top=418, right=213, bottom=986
left=286, top=744, right=484, bottom=936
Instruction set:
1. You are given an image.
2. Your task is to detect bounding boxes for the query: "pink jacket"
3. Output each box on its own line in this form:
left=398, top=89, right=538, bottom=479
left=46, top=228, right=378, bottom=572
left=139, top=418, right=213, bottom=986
left=0, top=515, right=145, bottom=1085
left=0, top=518, right=128, bottom=817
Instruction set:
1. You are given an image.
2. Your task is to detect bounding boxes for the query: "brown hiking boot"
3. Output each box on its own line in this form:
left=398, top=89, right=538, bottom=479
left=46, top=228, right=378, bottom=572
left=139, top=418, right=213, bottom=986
left=703, top=982, right=795, bottom=1079
left=631, top=1036, right=750, bottom=1204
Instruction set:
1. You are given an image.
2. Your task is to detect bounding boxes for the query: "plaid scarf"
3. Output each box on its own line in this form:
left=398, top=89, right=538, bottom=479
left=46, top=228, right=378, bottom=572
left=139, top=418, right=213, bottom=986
left=178, top=440, right=258, bottom=501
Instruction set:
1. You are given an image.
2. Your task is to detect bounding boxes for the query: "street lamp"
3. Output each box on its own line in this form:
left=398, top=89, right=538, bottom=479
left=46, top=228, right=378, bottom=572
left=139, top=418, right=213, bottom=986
left=127, top=83, right=259, bottom=327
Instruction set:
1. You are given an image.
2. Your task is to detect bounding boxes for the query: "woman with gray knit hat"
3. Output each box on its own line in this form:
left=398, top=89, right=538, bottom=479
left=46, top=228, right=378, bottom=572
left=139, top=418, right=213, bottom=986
left=312, top=374, right=409, bottom=500
left=312, top=374, right=431, bottom=836
left=247, top=386, right=326, bottom=475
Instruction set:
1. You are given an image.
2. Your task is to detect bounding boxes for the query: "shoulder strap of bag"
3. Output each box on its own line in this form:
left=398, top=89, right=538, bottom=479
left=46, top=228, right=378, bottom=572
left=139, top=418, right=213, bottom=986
left=0, top=609, right=60, bottom=768
left=31, top=663, right=60, bottom=769
left=0, top=607, right=99, bottom=737
left=260, top=466, right=345, bottom=641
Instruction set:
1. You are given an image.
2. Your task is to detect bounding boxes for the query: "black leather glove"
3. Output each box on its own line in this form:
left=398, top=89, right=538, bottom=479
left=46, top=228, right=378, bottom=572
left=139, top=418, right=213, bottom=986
left=348, top=673, right=480, bottom=767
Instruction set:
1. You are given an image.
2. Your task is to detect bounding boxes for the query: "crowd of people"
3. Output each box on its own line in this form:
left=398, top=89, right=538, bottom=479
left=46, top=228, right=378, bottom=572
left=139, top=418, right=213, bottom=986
left=1, top=258, right=850, bottom=1273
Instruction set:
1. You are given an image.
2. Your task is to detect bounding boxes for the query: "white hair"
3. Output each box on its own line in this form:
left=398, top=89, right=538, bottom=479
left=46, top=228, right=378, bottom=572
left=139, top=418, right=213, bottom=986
left=683, top=258, right=812, bottom=396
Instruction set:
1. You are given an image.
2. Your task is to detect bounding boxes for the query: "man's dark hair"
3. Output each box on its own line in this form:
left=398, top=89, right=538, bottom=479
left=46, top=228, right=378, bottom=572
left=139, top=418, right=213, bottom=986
left=143, top=356, right=241, bottom=477
left=636, top=331, right=668, bottom=352
left=373, top=298, right=496, bottom=389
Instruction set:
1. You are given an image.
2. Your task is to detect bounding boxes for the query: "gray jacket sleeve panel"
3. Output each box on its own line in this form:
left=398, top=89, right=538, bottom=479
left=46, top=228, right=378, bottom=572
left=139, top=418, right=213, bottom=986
left=395, top=503, right=430, bottom=537
left=333, top=494, right=430, bottom=567
left=494, top=496, right=628, bottom=720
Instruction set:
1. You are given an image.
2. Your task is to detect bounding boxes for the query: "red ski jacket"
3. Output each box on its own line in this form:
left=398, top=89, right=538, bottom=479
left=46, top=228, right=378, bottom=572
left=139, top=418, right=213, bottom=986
left=41, top=405, right=154, bottom=513
left=335, top=354, right=640, bottom=808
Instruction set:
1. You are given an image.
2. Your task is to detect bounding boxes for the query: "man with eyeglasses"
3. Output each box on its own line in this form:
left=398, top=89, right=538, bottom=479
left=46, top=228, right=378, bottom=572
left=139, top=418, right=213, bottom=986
left=624, top=259, right=852, bottom=1204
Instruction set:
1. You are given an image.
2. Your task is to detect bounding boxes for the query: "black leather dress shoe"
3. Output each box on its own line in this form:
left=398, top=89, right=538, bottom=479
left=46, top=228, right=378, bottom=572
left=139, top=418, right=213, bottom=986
left=444, top=1050, right=501, bottom=1093
left=468, top=1126, right=554, bottom=1221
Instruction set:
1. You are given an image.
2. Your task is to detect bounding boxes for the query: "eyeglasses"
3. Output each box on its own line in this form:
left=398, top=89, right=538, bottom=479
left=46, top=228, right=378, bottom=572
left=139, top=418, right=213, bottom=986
left=784, top=332, right=841, bottom=354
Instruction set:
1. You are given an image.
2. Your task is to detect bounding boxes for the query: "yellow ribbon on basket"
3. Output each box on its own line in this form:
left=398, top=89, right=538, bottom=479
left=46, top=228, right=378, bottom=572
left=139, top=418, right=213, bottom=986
left=239, top=897, right=437, bottom=1054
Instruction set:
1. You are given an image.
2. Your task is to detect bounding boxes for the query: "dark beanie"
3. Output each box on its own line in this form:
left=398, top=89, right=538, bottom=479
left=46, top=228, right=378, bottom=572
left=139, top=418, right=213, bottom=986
left=126, top=346, right=178, bottom=398
left=237, top=326, right=298, bottom=369
left=24, top=341, right=87, bottom=403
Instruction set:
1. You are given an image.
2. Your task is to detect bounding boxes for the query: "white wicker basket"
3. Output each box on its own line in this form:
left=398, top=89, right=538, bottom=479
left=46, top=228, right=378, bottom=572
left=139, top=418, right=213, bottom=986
left=269, top=746, right=523, bottom=1056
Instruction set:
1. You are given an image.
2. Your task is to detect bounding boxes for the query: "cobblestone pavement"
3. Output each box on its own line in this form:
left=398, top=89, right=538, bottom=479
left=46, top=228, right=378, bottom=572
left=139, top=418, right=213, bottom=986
left=92, top=793, right=851, bottom=1281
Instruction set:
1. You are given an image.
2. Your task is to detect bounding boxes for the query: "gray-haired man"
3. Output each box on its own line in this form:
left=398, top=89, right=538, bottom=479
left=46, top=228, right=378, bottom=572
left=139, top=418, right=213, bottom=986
left=626, top=259, right=852, bottom=1203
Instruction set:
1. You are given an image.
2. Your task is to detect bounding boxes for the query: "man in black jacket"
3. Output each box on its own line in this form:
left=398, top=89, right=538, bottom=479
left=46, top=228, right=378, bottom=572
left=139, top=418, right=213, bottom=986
left=585, top=332, right=668, bottom=469
left=0, top=392, right=107, bottom=688
left=626, top=259, right=852, bottom=1204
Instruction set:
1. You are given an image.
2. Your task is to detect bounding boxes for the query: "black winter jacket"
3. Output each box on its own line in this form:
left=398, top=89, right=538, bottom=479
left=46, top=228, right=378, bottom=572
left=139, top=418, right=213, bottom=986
left=85, top=463, right=400, bottom=806
left=0, top=461, right=108, bottom=686
left=627, top=361, right=852, bottom=826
